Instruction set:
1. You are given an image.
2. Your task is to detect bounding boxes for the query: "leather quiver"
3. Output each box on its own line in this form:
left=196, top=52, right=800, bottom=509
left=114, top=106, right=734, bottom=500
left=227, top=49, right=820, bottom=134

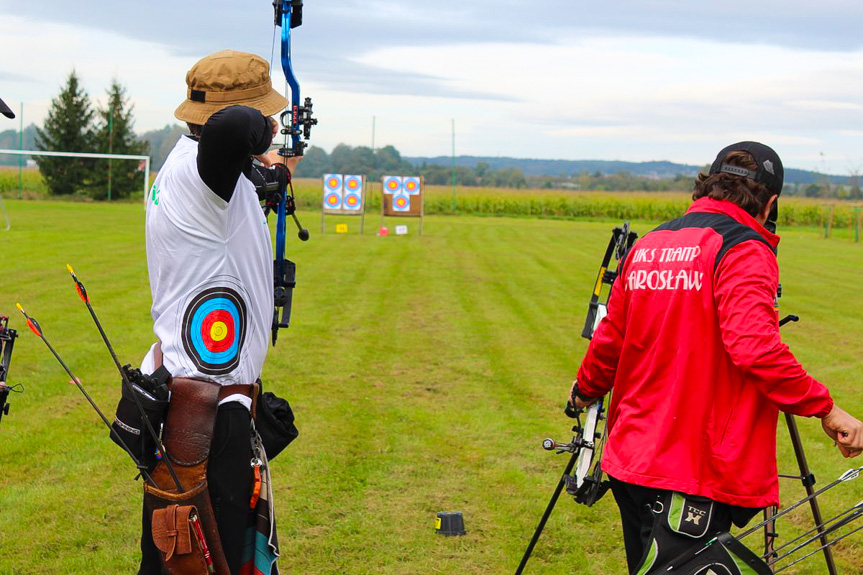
left=163, top=377, right=222, bottom=467
left=144, top=376, right=258, bottom=574
left=145, top=377, right=229, bottom=574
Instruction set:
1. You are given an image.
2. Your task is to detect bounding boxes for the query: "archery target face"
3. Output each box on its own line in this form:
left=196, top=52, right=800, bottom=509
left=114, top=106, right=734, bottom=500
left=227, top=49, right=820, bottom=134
left=403, top=176, right=421, bottom=195
left=324, top=190, right=343, bottom=209
left=323, top=174, right=344, bottom=210
left=324, top=174, right=343, bottom=192
left=383, top=176, right=403, bottom=194
left=343, top=175, right=363, bottom=210
left=182, top=287, right=247, bottom=376
left=393, top=192, right=410, bottom=212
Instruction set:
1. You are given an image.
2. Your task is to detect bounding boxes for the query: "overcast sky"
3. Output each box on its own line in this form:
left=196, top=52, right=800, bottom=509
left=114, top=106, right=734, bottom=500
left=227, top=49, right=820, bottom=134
left=2, top=0, right=863, bottom=173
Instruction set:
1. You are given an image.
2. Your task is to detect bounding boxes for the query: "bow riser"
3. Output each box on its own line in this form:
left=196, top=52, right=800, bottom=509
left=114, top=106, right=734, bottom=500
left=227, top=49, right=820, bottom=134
left=269, top=0, right=314, bottom=345
left=275, top=0, right=316, bottom=159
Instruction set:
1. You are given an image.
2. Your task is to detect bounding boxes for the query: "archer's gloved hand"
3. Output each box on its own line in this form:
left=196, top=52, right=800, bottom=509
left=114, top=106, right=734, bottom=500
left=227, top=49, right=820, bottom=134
left=569, top=379, right=599, bottom=410
left=821, top=403, right=863, bottom=458
left=254, top=149, right=303, bottom=175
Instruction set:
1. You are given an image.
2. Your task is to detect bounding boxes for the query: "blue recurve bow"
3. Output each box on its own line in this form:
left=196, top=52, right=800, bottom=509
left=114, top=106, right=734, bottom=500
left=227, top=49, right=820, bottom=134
left=270, top=0, right=315, bottom=345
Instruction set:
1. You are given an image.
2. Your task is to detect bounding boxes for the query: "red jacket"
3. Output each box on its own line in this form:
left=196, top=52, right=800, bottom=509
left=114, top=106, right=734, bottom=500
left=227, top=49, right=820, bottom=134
left=577, top=198, right=833, bottom=508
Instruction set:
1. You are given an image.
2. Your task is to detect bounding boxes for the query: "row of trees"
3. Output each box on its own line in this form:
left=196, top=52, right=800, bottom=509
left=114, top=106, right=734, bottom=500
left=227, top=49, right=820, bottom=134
left=293, top=144, right=530, bottom=188
left=35, top=71, right=149, bottom=199
left=527, top=169, right=863, bottom=198
left=291, top=147, right=860, bottom=196
left=21, top=72, right=863, bottom=199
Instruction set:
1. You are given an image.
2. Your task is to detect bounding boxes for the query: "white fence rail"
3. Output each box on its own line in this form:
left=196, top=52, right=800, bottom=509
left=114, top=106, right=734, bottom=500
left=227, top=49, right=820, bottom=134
left=0, top=149, right=151, bottom=199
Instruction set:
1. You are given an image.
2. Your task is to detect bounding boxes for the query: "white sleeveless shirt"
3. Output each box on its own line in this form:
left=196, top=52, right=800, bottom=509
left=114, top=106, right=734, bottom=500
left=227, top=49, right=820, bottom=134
left=142, top=136, right=273, bottom=402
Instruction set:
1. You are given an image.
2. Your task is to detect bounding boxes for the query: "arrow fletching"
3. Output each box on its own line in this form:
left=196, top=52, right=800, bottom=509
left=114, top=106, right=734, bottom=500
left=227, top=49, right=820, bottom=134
left=67, top=264, right=89, bottom=303
left=15, top=303, right=42, bottom=338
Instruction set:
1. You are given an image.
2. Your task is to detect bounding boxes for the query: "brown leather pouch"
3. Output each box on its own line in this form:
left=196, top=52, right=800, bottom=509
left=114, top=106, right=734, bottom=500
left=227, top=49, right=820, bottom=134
left=145, top=482, right=220, bottom=574
left=151, top=504, right=202, bottom=564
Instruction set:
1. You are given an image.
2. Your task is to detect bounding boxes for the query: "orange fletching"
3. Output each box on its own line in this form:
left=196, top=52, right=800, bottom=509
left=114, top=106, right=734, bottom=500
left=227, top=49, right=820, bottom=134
left=26, top=318, right=41, bottom=337
left=74, top=282, right=88, bottom=303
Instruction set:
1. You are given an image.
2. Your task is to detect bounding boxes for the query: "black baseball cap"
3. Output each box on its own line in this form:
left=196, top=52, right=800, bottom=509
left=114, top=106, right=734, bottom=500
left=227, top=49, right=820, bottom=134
left=0, top=97, right=14, bottom=119
left=709, top=141, right=783, bottom=196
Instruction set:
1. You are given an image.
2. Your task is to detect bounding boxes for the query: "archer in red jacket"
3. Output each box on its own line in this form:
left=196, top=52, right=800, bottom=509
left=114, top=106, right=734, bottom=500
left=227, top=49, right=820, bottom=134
left=570, top=141, right=863, bottom=573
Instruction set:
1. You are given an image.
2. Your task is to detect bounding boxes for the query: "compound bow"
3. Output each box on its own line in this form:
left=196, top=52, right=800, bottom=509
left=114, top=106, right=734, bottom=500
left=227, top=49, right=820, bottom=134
left=559, top=222, right=636, bottom=504
left=515, top=223, right=637, bottom=575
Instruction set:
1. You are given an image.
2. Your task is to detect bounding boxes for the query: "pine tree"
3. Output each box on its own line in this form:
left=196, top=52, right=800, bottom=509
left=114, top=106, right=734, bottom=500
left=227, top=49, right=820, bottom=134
left=90, top=80, right=150, bottom=200
left=34, top=70, right=96, bottom=195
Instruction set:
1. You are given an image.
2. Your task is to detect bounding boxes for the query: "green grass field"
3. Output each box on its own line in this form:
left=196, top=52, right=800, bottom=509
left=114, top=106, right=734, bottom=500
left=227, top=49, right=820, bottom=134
left=0, top=200, right=861, bottom=574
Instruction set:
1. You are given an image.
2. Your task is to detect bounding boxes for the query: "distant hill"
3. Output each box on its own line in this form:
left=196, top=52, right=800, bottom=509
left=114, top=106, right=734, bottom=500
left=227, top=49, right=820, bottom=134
left=4, top=127, right=852, bottom=189
left=405, top=155, right=850, bottom=186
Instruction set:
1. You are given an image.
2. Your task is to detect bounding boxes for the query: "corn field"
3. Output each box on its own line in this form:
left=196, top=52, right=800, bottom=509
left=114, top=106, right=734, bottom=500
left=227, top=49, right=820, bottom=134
left=291, top=179, right=863, bottom=231
left=2, top=168, right=861, bottom=232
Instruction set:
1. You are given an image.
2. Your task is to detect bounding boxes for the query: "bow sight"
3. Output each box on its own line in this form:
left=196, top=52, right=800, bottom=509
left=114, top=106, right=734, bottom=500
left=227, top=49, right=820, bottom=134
left=0, top=315, right=19, bottom=425
left=278, top=100, right=316, bottom=158
left=273, top=0, right=317, bottom=159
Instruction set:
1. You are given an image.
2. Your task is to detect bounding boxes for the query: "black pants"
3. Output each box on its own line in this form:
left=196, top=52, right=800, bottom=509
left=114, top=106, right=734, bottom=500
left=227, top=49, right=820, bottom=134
left=139, top=402, right=254, bottom=575
left=610, top=476, right=759, bottom=574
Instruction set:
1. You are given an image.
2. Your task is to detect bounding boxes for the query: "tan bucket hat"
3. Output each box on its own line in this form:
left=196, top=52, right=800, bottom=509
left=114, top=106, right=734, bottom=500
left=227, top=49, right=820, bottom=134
left=174, top=50, right=289, bottom=125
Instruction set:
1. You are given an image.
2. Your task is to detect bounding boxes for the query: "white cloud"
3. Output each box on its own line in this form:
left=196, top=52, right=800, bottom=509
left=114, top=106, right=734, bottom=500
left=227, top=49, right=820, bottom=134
left=3, top=8, right=863, bottom=173
left=1, top=15, right=193, bottom=134
left=350, top=36, right=863, bottom=170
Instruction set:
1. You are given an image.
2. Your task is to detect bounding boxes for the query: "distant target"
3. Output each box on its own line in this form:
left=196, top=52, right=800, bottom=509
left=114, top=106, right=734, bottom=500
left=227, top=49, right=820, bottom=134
left=383, top=176, right=403, bottom=194
left=323, top=174, right=343, bottom=192
left=324, top=190, right=343, bottom=209
left=343, top=175, right=363, bottom=211
left=344, top=175, right=362, bottom=192
left=344, top=193, right=361, bottom=209
left=322, top=174, right=344, bottom=211
left=403, top=176, right=421, bottom=195
left=393, top=193, right=410, bottom=212
left=182, top=287, right=247, bottom=376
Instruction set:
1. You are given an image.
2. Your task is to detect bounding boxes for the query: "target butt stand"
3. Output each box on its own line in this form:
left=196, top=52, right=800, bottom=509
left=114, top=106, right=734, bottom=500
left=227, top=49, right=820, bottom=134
left=380, top=175, right=424, bottom=236
left=321, top=173, right=367, bottom=234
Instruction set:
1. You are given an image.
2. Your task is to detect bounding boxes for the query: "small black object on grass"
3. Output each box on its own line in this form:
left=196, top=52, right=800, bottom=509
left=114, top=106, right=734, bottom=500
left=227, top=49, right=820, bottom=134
left=435, top=512, right=466, bottom=536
